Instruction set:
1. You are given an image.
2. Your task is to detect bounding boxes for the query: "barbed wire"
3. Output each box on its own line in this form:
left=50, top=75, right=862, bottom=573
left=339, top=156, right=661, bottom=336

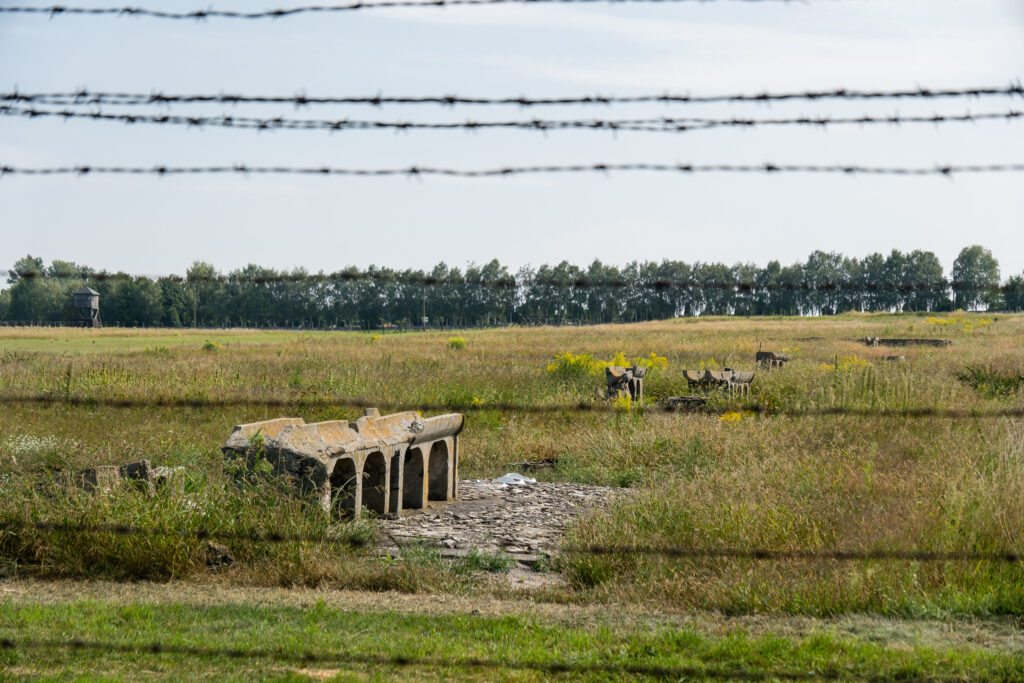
left=4, top=163, right=1024, bottom=178
left=4, top=104, right=1021, bottom=135
left=3, top=518, right=1021, bottom=563
left=0, top=394, right=1020, bottom=419
left=5, top=84, right=1022, bottom=108
left=9, top=268, right=1007, bottom=294
left=0, top=636, right=840, bottom=680
left=0, top=1, right=899, bottom=21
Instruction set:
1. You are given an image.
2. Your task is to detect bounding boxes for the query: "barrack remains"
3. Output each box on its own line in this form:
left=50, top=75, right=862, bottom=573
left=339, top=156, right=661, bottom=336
left=222, top=409, right=464, bottom=518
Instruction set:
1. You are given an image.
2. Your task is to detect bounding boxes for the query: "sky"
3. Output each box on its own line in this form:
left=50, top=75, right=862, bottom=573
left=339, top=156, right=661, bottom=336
left=1, top=0, right=1022, bottom=281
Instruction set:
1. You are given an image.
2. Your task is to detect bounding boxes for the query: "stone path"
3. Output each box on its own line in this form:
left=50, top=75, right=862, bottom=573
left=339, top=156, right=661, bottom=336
left=380, top=479, right=619, bottom=556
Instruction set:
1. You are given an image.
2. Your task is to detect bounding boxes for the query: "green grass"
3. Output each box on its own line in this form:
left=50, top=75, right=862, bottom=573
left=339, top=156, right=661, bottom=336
left=2, top=599, right=1023, bottom=681
left=1, top=315, right=1024, bottom=617
left=455, top=549, right=517, bottom=574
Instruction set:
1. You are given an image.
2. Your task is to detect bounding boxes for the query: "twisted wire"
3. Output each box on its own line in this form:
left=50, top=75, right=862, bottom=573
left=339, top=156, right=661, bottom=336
left=5, top=84, right=1021, bottom=107
left=4, top=104, right=1021, bottom=134
left=4, top=163, right=1024, bottom=178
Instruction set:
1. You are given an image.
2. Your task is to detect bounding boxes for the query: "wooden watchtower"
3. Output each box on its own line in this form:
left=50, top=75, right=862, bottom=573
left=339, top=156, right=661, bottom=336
left=72, top=286, right=101, bottom=327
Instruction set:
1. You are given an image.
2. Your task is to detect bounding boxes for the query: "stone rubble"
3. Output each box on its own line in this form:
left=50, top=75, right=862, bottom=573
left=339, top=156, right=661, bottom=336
left=380, top=479, right=619, bottom=556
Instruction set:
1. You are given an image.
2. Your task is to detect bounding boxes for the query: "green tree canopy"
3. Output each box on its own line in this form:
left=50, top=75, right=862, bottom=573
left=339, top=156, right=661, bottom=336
left=952, top=245, right=1001, bottom=311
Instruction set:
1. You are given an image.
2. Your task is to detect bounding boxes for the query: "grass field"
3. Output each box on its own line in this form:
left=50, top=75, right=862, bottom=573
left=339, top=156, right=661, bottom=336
left=1, top=314, right=1023, bottom=678
left=3, top=581, right=1024, bottom=681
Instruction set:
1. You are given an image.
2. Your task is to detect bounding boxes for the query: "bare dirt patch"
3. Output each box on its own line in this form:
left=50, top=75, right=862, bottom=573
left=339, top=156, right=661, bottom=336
left=380, top=479, right=619, bottom=556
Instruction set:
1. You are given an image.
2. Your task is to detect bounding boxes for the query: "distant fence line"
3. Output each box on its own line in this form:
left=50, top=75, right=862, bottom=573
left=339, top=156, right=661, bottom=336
left=9, top=267, right=1023, bottom=293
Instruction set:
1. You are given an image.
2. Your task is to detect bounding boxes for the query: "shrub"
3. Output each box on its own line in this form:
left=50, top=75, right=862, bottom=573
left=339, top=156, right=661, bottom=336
left=546, top=351, right=669, bottom=380
left=959, top=365, right=1024, bottom=398
left=546, top=352, right=603, bottom=379
left=202, top=340, right=222, bottom=352
left=447, top=337, right=467, bottom=350
left=636, top=351, right=669, bottom=371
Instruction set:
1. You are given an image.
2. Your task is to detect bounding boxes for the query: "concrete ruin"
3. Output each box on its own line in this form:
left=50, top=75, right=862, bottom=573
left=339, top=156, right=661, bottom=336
left=67, top=459, right=183, bottom=496
left=862, top=337, right=952, bottom=347
left=684, top=369, right=755, bottom=396
left=661, top=395, right=708, bottom=411
left=222, top=409, right=464, bottom=519
left=605, top=365, right=646, bottom=401
left=756, top=351, right=789, bottom=370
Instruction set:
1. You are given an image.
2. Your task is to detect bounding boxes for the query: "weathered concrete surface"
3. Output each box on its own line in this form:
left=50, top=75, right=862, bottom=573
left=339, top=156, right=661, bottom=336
left=222, top=408, right=464, bottom=519
left=222, top=417, right=305, bottom=454
left=861, top=337, right=952, bottom=347
left=68, top=459, right=183, bottom=496
left=661, top=395, right=708, bottom=412
left=605, top=365, right=645, bottom=401
left=756, top=350, right=789, bottom=370
left=684, top=369, right=755, bottom=395
left=380, top=479, right=619, bottom=556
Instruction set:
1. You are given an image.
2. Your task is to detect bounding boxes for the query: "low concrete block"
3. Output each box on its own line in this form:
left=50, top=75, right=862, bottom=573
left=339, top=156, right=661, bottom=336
left=68, top=459, right=181, bottom=496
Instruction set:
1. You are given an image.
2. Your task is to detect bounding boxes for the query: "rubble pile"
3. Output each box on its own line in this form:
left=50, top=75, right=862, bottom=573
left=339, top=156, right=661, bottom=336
left=381, top=477, right=618, bottom=557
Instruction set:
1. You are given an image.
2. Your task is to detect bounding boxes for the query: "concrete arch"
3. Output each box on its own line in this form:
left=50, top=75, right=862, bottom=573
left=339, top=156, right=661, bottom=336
left=403, top=447, right=426, bottom=510
left=330, top=457, right=358, bottom=519
left=361, top=451, right=388, bottom=515
left=428, top=440, right=450, bottom=501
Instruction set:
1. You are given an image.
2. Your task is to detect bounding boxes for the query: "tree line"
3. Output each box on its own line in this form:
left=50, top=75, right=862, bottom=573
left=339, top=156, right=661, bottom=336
left=2, top=245, right=1022, bottom=328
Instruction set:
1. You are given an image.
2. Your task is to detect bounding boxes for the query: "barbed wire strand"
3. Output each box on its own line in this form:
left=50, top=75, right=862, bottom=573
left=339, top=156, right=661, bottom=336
left=2, top=519, right=1021, bottom=562
left=0, top=1, right=922, bottom=21
left=3, top=163, right=1024, bottom=178
left=4, top=104, right=1021, bottom=134
left=0, top=636, right=842, bottom=680
left=0, top=394, right=1020, bottom=419
left=5, top=84, right=1022, bottom=108
left=8, top=269, right=1014, bottom=294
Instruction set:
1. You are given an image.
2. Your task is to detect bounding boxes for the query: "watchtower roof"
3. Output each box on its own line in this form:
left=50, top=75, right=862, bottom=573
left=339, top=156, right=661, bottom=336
left=75, top=286, right=99, bottom=296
